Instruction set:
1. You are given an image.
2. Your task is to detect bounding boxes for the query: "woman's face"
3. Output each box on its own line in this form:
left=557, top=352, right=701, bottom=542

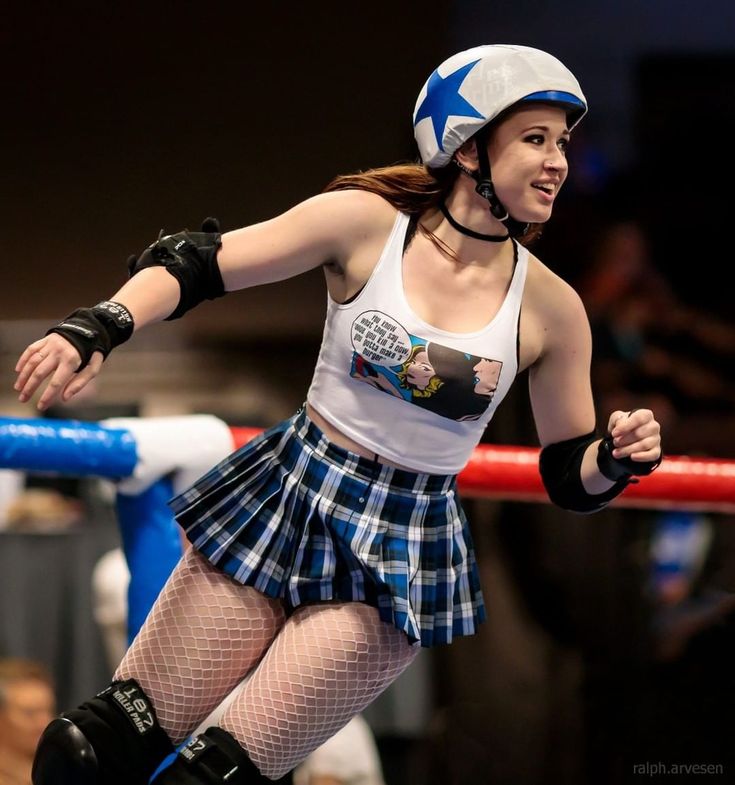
left=0, top=679, right=55, bottom=758
left=486, top=105, right=570, bottom=223
left=406, top=350, right=435, bottom=389
left=473, top=358, right=501, bottom=395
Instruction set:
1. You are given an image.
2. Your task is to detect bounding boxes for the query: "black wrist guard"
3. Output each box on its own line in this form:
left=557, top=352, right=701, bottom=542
left=597, top=435, right=663, bottom=482
left=46, top=300, right=134, bottom=371
left=128, top=217, right=225, bottom=321
left=539, top=431, right=629, bottom=514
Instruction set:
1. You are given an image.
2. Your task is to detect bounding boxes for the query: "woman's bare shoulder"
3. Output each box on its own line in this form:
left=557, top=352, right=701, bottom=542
left=307, top=189, right=399, bottom=269
left=309, top=189, right=398, bottom=233
left=524, top=249, right=588, bottom=326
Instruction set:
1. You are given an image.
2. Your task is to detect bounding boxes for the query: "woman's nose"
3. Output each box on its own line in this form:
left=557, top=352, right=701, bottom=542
left=544, top=149, right=567, bottom=171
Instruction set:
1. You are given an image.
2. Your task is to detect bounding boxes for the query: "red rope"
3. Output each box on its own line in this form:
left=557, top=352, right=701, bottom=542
left=230, top=428, right=735, bottom=513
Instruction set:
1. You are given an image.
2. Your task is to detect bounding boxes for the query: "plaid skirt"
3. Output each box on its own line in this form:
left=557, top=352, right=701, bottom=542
left=169, top=407, right=486, bottom=647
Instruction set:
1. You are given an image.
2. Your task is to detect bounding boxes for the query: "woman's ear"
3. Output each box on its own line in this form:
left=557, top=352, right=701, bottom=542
left=454, top=138, right=480, bottom=172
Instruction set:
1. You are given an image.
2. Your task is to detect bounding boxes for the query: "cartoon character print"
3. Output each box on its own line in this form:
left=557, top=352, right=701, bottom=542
left=350, top=344, right=442, bottom=401
left=349, top=311, right=503, bottom=421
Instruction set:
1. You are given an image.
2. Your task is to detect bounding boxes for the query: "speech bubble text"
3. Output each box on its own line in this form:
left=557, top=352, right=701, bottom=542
left=351, top=311, right=412, bottom=367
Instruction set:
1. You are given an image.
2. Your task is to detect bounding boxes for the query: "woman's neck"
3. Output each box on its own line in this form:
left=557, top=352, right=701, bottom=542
left=439, top=202, right=509, bottom=242
left=443, top=186, right=509, bottom=237
left=420, top=186, right=512, bottom=266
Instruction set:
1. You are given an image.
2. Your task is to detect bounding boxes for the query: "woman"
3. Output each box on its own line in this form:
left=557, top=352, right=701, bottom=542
left=17, top=45, right=661, bottom=785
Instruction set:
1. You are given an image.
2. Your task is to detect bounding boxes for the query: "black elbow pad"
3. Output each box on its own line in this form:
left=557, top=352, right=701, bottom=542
left=128, top=217, right=225, bottom=320
left=539, top=431, right=628, bottom=514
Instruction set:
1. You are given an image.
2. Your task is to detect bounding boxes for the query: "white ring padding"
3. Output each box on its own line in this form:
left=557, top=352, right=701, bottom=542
left=101, top=415, right=234, bottom=495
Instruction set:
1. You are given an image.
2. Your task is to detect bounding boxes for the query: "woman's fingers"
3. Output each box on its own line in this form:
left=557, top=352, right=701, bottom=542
left=15, top=340, right=51, bottom=374
left=607, top=409, right=661, bottom=461
left=59, top=353, right=104, bottom=404
left=16, top=353, right=62, bottom=403
left=14, top=335, right=92, bottom=410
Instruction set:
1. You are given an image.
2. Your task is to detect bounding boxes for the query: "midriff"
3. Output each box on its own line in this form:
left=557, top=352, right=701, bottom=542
left=305, top=403, right=417, bottom=471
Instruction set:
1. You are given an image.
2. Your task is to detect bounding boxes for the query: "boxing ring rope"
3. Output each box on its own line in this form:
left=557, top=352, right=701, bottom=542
left=232, top=428, right=733, bottom=513
left=2, top=416, right=734, bottom=511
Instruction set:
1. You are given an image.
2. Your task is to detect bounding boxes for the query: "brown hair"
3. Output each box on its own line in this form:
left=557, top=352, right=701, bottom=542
left=323, top=161, right=542, bottom=246
left=324, top=162, right=456, bottom=216
left=0, top=658, right=54, bottom=707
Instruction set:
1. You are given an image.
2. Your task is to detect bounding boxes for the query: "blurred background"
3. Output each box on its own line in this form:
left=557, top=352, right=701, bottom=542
left=1, top=2, right=734, bottom=783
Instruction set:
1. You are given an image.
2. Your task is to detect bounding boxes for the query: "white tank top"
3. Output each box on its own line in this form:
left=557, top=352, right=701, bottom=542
left=307, top=210, right=528, bottom=474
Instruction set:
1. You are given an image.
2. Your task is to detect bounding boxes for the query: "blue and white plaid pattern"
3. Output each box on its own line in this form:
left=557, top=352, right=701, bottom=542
left=170, top=408, right=486, bottom=647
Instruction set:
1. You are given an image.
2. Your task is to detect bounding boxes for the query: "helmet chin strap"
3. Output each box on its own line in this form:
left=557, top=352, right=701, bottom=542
left=454, top=136, right=530, bottom=238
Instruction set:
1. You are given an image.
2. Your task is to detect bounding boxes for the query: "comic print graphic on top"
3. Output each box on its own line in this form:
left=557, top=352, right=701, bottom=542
left=350, top=310, right=503, bottom=422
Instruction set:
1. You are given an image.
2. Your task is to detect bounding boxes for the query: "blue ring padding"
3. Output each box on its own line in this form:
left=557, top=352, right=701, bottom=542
left=519, top=90, right=586, bottom=108
left=0, top=417, right=138, bottom=477
left=116, top=477, right=184, bottom=643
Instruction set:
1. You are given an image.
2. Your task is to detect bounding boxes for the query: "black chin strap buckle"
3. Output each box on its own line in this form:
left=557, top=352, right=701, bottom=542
left=474, top=179, right=493, bottom=201
left=475, top=179, right=509, bottom=221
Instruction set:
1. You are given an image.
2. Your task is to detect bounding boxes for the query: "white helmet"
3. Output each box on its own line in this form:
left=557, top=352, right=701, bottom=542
left=413, top=44, right=587, bottom=169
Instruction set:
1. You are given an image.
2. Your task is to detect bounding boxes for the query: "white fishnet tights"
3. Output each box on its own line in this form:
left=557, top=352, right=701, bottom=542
left=115, top=547, right=419, bottom=779
left=115, top=547, right=286, bottom=743
left=222, top=601, right=419, bottom=779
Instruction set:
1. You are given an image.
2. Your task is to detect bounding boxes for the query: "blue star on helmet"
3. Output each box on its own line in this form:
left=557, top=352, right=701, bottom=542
left=414, top=59, right=484, bottom=152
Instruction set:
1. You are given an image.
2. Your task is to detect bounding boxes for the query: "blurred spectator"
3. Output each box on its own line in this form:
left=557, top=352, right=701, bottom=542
left=648, top=512, right=735, bottom=662
left=576, top=215, right=735, bottom=772
left=0, top=658, right=55, bottom=785
left=0, top=472, right=24, bottom=531
left=3, top=488, right=83, bottom=533
left=627, top=512, right=735, bottom=772
left=577, top=219, right=735, bottom=456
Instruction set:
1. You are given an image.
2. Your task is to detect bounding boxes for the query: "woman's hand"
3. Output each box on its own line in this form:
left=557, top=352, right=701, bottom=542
left=607, top=408, right=662, bottom=463
left=14, top=334, right=103, bottom=411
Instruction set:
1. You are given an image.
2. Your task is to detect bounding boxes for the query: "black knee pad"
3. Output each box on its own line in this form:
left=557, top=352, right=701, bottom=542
left=152, top=727, right=269, bottom=784
left=32, top=718, right=98, bottom=785
left=32, top=679, right=174, bottom=785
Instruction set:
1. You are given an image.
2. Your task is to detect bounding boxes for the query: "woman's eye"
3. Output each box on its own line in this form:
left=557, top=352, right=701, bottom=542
left=524, top=134, right=544, bottom=144
left=558, top=138, right=570, bottom=152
